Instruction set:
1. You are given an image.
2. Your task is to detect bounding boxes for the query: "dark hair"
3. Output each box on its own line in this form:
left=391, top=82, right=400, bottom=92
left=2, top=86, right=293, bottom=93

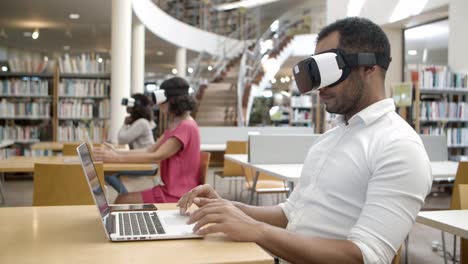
left=129, top=93, right=153, bottom=123
left=160, top=77, right=189, bottom=97
left=317, top=17, right=391, bottom=72
left=168, top=94, right=198, bottom=117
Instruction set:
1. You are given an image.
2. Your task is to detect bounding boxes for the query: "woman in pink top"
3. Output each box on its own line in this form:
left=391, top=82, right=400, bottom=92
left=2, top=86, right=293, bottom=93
left=94, top=77, right=200, bottom=203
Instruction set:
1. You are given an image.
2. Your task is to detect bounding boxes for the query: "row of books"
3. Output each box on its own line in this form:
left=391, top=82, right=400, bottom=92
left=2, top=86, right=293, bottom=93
left=0, top=78, right=49, bottom=96
left=58, top=54, right=110, bottom=74
left=58, top=99, right=110, bottom=119
left=290, top=95, right=312, bottom=108
left=7, top=57, right=51, bottom=73
left=420, top=127, right=468, bottom=147
left=0, top=100, right=51, bottom=118
left=0, top=125, right=40, bottom=142
left=292, top=108, right=311, bottom=122
left=410, top=65, right=468, bottom=89
left=0, top=147, right=27, bottom=159
left=420, top=101, right=468, bottom=120
left=57, top=122, right=108, bottom=142
left=59, top=79, right=109, bottom=97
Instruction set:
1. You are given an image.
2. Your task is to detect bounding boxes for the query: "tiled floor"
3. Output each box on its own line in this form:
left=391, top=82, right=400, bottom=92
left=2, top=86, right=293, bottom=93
left=0, top=169, right=460, bottom=264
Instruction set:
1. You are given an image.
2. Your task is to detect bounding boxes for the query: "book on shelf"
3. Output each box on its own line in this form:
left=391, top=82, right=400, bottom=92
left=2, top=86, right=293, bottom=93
left=409, top=65, right=468, bottom=89
left=0, top=99, right=51, bottom=118
left=59, top=53, right=110, bottom=74
left=59, top=79, right=109, bottom=97
left=0, top=78, right=49, bottom=96
left=58, top=121, right=108, bottom=142
left=0, top=125, right=40, bottom=142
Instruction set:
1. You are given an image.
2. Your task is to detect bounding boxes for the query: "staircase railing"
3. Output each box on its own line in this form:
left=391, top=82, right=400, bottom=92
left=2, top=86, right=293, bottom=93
left=237, top=7, right=316, bottom=126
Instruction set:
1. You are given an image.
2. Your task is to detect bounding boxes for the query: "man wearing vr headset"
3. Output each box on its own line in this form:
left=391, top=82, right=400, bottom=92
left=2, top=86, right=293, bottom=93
left=177, top=17, right=431, bottom=264
left=94, top=77, right=201, bottom=204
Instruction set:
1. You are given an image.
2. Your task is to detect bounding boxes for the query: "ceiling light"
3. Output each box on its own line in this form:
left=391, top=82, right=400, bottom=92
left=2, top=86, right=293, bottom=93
left=408, top=50, right=417, bottom=56
left=270, top=20, right=279, bottom=32
left=187, top=67, right=194, bottom=74
left=63, top=45, right=71, bottom=51
left=156, top=51, right=164, bottom=56
left=69, top=13, right=80, bottom=20
left=207, top=65, right=213, bottom=71
left=98, top=57, right=103, bottom=63
left=215, top=0, right=280, bottom=11
left=1, top=66, right=8, bottom=72
left=280, top=77, right=285, bottom=83
left=172, top=68, right=178, bottom=75
left=271, top=78, right=276, bottom=84
left=422, top=48, right=428, bottom=63
left=389, top=0, right=428, bottom=23
left=347, top=0, right=366, bottom=17
left=44, top=56, right=48, bottom=61
left=32, top=29, right=39, bottom=39
left=404, top=21, right=448, bottom=40
left=285, top=76, right=290, bottom=82
left=262, top=90, right=273, bottom=98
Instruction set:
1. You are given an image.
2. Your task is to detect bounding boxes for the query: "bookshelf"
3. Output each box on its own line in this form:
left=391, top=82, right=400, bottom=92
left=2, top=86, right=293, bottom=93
left=55, top=71, right=110, bottom=143
left=411, top=65, right=468, bottom=159
left=0, top=72, right=53, bottom=156
left=290, top=95, right=313, bottom=128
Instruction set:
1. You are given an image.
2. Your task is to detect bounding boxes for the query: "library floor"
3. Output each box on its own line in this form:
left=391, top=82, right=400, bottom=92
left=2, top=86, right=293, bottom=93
left=0, top=168, right=459, bottom=264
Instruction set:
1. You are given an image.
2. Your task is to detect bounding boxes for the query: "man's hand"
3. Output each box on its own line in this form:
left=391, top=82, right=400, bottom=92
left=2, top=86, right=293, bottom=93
left=187, top=198, right=264, bottom=242
left=177, top=184, right=221, bottom=214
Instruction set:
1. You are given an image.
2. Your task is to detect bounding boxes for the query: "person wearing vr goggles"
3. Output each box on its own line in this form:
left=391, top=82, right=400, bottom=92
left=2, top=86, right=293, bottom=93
left=102, top=93, right=157, bottom=194
left=177, top=17, right=431, bottom=264
left=94, top=77, right=200, bottom=204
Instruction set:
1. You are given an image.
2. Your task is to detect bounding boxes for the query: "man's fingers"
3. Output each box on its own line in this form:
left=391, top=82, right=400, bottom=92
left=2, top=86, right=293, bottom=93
left=192, top=213, right=223, bottom=233
left=195, top=223, right=225, bottom=236
left=188, top=202, right=227, bottom=224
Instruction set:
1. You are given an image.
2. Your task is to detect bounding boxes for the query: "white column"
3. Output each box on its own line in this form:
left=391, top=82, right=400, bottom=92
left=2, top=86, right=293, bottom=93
left=449, top=0, right=468, bottom=72
left=110, top=0, right=132, bottom=143
left=132, top=19, right=145, bottom=94
left=176, top=47, right=186, bottom=78
left=383, top=27, right=403, bottom=96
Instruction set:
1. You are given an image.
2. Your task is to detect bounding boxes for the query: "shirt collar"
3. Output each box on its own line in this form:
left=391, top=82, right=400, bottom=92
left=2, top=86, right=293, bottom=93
left=333, top=98, right=396, bottom=126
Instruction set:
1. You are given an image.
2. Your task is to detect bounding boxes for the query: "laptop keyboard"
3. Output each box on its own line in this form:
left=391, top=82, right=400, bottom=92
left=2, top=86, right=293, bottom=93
left=119, top=212, right=165, bottom=236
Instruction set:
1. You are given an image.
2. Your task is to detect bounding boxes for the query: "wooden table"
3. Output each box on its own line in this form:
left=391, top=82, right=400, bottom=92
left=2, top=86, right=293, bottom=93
left=0, top=156, right=155, bottom=173
left=0, top=204, right=273, bottom=264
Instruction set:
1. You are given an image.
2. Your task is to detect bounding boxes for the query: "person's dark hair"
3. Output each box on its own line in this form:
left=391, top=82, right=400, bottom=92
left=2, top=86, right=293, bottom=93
left=160, top=77, right=189, bottom=96
left=317, top=17, right=391, bottom=73
left=168, top=94, right=198, bottom=117
left=129, top=93, right=153, bottom=123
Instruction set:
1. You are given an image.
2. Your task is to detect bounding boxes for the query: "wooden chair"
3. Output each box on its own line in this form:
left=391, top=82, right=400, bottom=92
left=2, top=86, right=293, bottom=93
left=213, top=141, right=248, bottom=200
left=242, top=165, right=288, bottom=205
left=33, top=162, right=105, bottom=206
left=459, top=184, right=468, bottom=264
left=199, top=151, right=211, bottom=185
left=62, top=142, right=102, bottom=156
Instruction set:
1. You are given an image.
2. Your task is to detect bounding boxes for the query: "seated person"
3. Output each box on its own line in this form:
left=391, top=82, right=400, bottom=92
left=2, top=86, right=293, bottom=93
left=105, top=93, right=156, bottom=193
left=177, top=17, right=432, bottom=264
left=94, top=77, right=200, bottom=204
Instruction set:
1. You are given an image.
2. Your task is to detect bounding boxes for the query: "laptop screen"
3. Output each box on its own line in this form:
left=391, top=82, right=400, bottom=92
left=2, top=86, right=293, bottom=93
left=77, top=143, right=110, bottom=218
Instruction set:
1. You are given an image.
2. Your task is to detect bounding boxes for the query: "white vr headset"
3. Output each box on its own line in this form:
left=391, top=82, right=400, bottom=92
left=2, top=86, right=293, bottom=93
left=121, top=97, right=136, bottom=107
left=292, top=49, right=391, bottom=94
left=149, top=88, right=189, bottom=106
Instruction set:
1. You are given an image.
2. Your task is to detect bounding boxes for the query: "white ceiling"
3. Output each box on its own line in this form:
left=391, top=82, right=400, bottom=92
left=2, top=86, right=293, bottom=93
left=0, top=0, right=315, bottom=75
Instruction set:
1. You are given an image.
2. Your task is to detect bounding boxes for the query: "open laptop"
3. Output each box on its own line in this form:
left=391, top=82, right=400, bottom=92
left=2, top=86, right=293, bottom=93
left=76, top=142, right=201, bottom=241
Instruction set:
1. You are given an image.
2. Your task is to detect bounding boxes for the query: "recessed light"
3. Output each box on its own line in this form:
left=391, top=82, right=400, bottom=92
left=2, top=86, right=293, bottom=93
left=44, top=56, right=48, bottom=61
left=171, top=68, right=178, bottom=75
left=156, top=51, right=164, bottom=56
left=207, top=65, right=213, bottom=71
left=98, top=57, right=103, bottom=63
left=69, top=13, right=80, bottom=20
left=1, top=66, right=8, bottom=72
left=63, top=45, right=71, bottom=51
left=187, top=67, right=194, bottom=74
left=32, top=29, right=39, bottom=39
left=408, top=50, right=417, bottom=56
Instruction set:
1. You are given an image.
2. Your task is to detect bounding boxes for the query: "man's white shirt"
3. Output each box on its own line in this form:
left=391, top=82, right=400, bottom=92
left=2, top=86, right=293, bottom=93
left=279, top=98, right=432, bottom=263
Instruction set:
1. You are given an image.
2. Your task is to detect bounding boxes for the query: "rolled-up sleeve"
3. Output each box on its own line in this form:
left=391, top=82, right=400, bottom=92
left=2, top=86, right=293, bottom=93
left=348, top=139, right=432, bottom=263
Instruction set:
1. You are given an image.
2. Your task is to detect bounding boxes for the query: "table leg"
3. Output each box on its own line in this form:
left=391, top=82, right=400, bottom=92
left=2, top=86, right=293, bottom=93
left=249, top=169, right=259, bottom=205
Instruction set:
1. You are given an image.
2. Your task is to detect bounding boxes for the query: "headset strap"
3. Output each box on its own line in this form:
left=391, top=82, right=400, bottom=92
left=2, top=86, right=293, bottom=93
left=344, top=53, right=392, bottom=70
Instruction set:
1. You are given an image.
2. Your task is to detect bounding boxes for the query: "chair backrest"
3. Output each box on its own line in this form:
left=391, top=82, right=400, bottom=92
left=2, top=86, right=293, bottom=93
left=33, top=162, right=105, bottom=206
left=223, top=141, right=248, bottom=176
left=62, top=142, right=102, bottom=156
left=459, top=184, right=468, bottom=210
left=450, top=161, right=468, bottom=210
left=420, top=135, right=448, bottom=161
left=199, top=151, right=211, bottom=184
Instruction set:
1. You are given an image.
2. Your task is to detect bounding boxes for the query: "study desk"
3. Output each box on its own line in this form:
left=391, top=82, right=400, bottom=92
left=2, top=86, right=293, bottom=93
left=224, top=154, right=302, bottom=202
left=201, top=143, right=226, bottom=152
left=0, top=204, right=274, bottom=264
left=0, top=156, right=155, bottom=173
left=417, top=210, right=468, bottom=264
